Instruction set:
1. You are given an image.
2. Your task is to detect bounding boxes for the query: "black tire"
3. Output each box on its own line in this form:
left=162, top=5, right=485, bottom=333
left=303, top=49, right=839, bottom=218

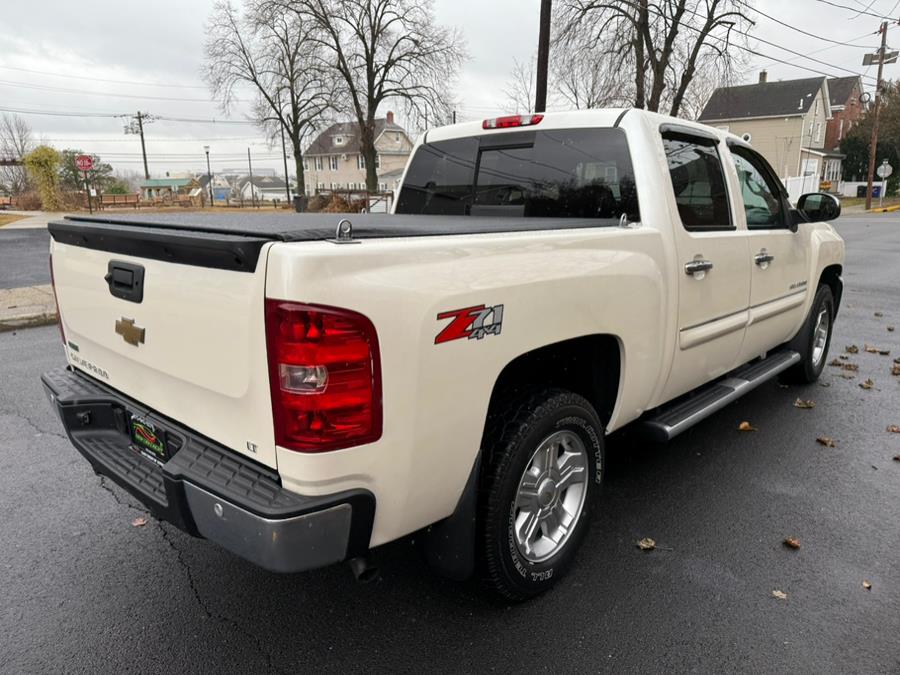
left=479, top=389, right=604, bottom=601
left=783, top=284, right=835, bottom=384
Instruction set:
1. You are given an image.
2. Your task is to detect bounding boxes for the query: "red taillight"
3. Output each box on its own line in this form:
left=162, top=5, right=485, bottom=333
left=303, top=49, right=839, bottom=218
left=49, top=254, right=66, bottom=345
left=482, top=114, right=544, bottom=130
left=265, top=300, right=382, bottom=452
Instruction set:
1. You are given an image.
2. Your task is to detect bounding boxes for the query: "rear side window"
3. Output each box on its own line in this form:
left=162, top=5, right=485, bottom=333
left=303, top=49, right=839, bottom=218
left=395, top=128, right=639, bottom=222
left=662, top=132, right=732, bottom=231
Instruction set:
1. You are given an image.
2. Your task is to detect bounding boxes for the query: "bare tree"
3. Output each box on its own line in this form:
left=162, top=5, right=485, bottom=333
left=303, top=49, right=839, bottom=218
left=0, top=114, right=34, bottom=195
left=501, top=58, right=537, bottom=114
left=550, top=24, right=635, bottom=110
left=557, top=0, right=750, bottom=118
left=204, top=0, right=334, bottom=196
left=281, top=0, right=466, bottom=191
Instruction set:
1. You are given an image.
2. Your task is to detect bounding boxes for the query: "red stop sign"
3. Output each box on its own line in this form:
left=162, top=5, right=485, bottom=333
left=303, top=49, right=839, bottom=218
left=75, top=154, right=94, bottom=172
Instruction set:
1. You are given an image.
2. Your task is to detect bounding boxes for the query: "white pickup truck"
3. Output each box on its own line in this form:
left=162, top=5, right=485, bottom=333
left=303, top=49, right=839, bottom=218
left=43, top=109, right=844, bottom=600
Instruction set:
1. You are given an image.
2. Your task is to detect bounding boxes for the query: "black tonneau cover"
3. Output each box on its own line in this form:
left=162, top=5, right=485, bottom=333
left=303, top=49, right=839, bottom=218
left=49, top=212, right=616, bottom=272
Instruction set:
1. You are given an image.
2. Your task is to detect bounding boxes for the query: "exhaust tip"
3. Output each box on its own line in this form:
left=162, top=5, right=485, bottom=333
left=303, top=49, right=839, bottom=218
left=348, top=556, right=379, bottom=583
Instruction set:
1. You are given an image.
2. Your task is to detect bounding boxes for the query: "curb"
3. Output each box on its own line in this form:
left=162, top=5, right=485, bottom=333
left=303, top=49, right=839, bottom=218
left=0, top=311, right=58, bottom=333
left=866, top=204, right=900, bottom=213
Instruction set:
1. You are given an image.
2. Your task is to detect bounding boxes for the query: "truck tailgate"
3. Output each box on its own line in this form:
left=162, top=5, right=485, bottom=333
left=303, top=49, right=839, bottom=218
left=49, top=219, right=279, bottom=469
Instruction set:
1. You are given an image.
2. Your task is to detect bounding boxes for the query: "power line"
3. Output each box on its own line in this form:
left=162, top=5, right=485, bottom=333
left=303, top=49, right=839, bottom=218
left=739, top=2, right=879, bottom=48
left=669, top=3, right=879, bottom=84
left=756, top=29, right=880, bottom=71
left=0, top=106, right=256, bottom=125
left=813, top=0, right=900, bottom=19
left=0, top=79, right=216, bottom=103
left=0, top=64, right=207, bottom=89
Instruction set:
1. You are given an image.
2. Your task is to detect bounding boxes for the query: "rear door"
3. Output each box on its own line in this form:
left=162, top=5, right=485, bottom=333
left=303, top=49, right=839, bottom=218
left=50, top=221, right=279, bottom=468
left=726, top=143, right=810, bottom=362
left=658, top=127, right=752, bottom=402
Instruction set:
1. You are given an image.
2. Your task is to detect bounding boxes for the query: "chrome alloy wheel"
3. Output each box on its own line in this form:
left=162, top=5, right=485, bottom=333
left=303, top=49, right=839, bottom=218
left=811, top=307, right=830, bottom=368
left=513, top=430, right=589, bottom=563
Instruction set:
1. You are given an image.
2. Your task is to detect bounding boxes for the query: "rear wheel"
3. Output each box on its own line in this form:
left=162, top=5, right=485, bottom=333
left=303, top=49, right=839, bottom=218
left=479, top=389, right=603, bottom=601
left=784, top=284, right=835, bottom=383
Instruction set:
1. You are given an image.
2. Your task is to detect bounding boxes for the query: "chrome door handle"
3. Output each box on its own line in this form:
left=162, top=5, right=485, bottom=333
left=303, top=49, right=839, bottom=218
left=754, top=251, right=775, bottom=268
left=684, top=259, right=714, bottom=279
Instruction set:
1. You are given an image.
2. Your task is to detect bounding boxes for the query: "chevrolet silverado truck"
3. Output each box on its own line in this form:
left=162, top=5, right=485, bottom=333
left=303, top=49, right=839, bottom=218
left=42, top=109, right=844, bottom=600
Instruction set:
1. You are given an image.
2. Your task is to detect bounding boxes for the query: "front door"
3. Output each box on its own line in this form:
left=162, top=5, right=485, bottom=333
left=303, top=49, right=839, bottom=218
left=727, top=144, right=810, bottom=363
left=658, top=128, right=751, bottom=403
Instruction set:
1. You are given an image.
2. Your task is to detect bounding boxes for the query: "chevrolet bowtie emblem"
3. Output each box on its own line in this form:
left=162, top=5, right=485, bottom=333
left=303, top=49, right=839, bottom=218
left=115, top=317, right=145, bottom=346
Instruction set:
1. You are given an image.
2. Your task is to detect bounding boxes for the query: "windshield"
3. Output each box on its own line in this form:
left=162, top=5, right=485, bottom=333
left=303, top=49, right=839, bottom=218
left=395, top=127, right=639, bottom=221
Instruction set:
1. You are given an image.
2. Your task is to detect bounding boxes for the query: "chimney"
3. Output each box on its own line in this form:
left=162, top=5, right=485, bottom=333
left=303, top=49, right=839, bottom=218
left=759, top=70, right=768, bottom=84
left=386, top=110, right=394, bottom=125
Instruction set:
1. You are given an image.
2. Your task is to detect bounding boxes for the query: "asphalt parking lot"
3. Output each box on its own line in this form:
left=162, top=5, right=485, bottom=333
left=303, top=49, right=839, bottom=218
left=0, top=228, right=50, bottom=289
left=1, top=215, right=899, bottom=673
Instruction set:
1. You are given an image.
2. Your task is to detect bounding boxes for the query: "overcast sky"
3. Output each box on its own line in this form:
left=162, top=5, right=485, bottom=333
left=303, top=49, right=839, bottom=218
left=0, top=0, right=893, bottom=177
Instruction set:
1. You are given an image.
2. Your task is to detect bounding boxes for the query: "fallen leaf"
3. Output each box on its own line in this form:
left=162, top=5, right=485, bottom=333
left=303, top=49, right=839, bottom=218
left=863, top=580, right=872, bottom=590
left=839, top=354, right=849, bottom=361
left=793, top=398, right=816, bottom=409
left=879, top=349, right=891, bottom=356
left=893, top=455, right=900, bottom=462
left=739, top=421, right=757, bottom=432
left=637, top=537, right=656, bottom=551
left=888, top=425, right=900, bottom=434
left=888, top=326, right=895, bottom=333
left=816, top=436, right=837, bottom=448
left=875, top=312, right=884, bottom=318
left=842, top=363, right=859, bottom=372
left=895, top=357, right=900, bottom=364
left=131, top=517, right=147, bottom=527
left=819, top=381, right=831, bottom=387
left=860, top=378, right=875, bottom=390
left=783, top=537, right=801, bottom=549
left=772, top=590, right=788, bottom=600
left=846, top=344, right=859, bottom=354
left=828, top=358, right=843, bottom=367
left=865, top=344, right=879, bottom=354
left=891, top=365, right=900, bottom=376
left=840, top=372, right=856, bottom=379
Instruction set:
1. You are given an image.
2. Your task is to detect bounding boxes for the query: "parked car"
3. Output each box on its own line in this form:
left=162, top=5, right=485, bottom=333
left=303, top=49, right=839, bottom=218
left=42, top=109, right=844, bottom=600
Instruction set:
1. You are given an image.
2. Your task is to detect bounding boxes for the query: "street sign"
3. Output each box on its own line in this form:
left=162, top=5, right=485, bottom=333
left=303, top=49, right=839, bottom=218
left=863, top=51, right=899, bottom=66
left=75, top=155, right=94, bottom=172
left=877, top=161, right=893, bottom=179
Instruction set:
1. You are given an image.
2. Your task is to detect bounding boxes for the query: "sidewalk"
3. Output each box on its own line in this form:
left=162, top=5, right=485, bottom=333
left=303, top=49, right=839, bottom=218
left=0, top=285, right=57, bottom=332
left=0, top=210, right=69, bottom=229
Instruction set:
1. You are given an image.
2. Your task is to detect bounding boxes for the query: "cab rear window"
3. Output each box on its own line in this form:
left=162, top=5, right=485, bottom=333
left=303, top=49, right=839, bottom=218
left=395, top=128, right=640, bottom=221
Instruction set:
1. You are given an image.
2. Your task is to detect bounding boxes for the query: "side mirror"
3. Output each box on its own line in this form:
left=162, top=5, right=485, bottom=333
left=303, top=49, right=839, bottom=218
left=796, top=192, right=841, bottom=225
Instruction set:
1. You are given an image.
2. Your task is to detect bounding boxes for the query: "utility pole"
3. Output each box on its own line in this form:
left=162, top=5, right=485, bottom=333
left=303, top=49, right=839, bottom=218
left=865, top=22, right=889, bottom=211
left=204, top=145, right=213, bottom=206
left=534, top=0, right=552, bottom=113
left=123, top=111, right=153, bottom=180
left=247, top=147, right=256, bottom=208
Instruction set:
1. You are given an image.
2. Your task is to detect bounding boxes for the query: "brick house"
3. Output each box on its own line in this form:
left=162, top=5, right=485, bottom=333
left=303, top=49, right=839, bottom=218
left=824, top=76, right=865, bottom=152
left=698, top=72, right=844, bottom=198
left=302, top=112, right=413, bottom=195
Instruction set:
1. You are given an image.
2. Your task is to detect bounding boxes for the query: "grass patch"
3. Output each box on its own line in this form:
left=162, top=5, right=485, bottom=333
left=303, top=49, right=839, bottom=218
left=0, top=214, right=27, bottom=227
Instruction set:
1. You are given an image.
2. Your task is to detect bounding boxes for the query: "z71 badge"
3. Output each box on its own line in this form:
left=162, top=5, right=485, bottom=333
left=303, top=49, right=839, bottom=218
left=435, top=304, right=504, bottom=344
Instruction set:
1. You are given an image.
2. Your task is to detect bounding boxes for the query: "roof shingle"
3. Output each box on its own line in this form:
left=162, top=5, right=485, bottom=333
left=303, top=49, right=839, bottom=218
left=305, top=118, right=404, bottom=156
left=698, top=77, right=826, bottom=121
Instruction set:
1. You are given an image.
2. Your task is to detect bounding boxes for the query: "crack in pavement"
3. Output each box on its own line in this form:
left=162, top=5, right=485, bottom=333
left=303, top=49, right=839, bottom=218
left=3, top=408, right=67, bottom=441
left=96, top=476, right=148, bottom=514
left=154, top=522, right=287, bottom=675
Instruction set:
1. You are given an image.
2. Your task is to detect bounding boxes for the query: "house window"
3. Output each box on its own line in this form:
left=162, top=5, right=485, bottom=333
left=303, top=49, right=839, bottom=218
left=375, top=154, right=381, bottom=169
left=379, top=182, right=387, bottom=192
left=330, top=156, right=338, bottom=171
left=838, top=119, right=844, bottom=141
left=303, top=158, right=308, bottom=171
left=357, top=154, right=366, bottom=170
left=317, top=182, right=325, bottom=190
left=335, top=136, right=344, bottom=145
left=315, top=157, right=323, bottom=171
left=815, top=122, right=822, bottom=143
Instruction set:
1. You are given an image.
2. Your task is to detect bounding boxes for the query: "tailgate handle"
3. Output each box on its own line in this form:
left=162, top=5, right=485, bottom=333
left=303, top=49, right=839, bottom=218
left=105, top=261, right=144, bottom=303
